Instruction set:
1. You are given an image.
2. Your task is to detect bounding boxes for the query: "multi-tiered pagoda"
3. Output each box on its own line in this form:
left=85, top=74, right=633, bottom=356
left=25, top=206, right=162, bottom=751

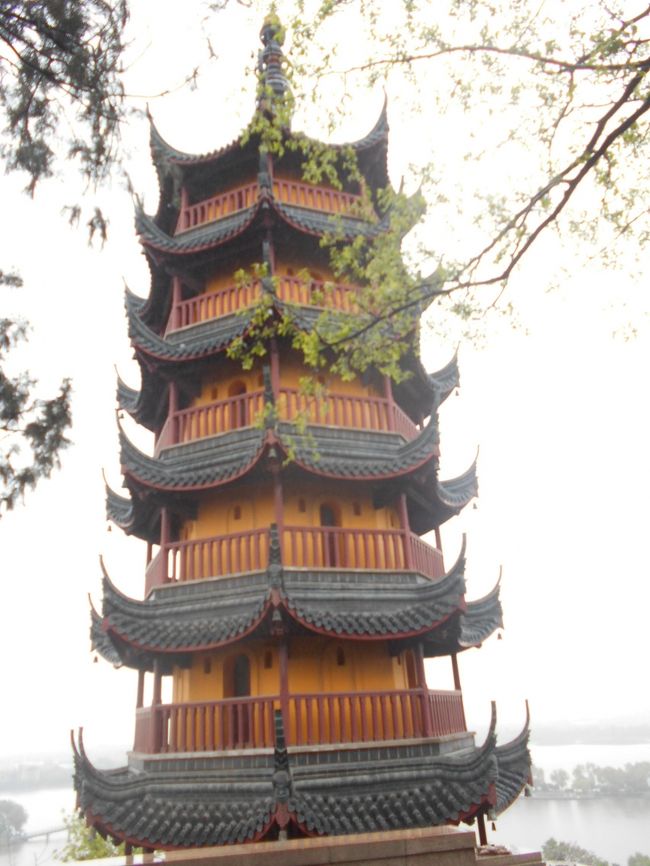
left=73, top=19, right=532, bottom=853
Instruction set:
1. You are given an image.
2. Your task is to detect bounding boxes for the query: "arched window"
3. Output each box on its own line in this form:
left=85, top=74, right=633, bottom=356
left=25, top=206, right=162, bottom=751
left=223, top=653, right=251, bottom=698
left=405, top=650, right=418, bottom=690
left=319, top=502, right=342, bottom=567
left=228, top=380, right=247, bottom=428
left=222, top=653, right=251, bottom=746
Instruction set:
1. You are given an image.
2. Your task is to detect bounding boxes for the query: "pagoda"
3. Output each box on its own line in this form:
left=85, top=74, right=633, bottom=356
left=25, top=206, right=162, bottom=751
left=73, top=18, right=532, bottom=853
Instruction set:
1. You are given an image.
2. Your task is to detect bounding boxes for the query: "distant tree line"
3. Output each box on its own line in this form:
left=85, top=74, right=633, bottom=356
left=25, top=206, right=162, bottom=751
left=533, top=762, right=650, bottom=796
left=0, top=763, right=71, bottom=792
left=543, top=838, right=650, bottom=866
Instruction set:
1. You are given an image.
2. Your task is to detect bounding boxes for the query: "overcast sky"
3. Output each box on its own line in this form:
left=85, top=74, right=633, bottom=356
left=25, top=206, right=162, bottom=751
left=1, top=0, right=649, bottom=761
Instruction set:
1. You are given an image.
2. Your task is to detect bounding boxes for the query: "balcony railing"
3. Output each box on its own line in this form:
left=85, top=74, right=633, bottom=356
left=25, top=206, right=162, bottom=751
left=133, top=688, right=466, bottom=754
left=154, top=388, right=419, bottom=454
left=175, top=180, right=365, bottom=235
left=165, top=276, right=357, bottom=335
left=145, top=526, right=444, bottom=593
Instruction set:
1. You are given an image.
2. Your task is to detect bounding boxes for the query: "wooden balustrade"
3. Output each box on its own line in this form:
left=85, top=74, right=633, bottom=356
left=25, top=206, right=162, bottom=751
left=167, top=282, right=262, bottom=332
left=410, top=536, right=445, bottom=580
left=164, top=528, right=270, bottom=583
left=176, top=179, right=365, bottom=236
left=133, top=689, right=466, bottom=754
left=427, top=689, right=466, bottom=735
left=275, top=276, right=357, bottom=312
left=283, top=525, right=407, bottom=571
left=154, top=388, right=420, bottom=455
left=152, top=528, right=441, bottom=584
left=165, top=276, right=356, bottom=334
left=177, top=183, right=259, bottom=233
left=272, top=179, right=364, bottom=215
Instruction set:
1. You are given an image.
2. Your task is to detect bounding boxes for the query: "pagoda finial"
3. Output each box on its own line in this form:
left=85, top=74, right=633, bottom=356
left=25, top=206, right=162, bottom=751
left=258, top=10, right=292, bottom=121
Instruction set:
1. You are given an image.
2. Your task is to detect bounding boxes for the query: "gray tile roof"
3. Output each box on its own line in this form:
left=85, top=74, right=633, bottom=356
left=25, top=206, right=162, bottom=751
left=149, top=101, right=388, bottom=169
left=136, top=203, right=259, bottom=254
left=430, top=351, right=460, bottom=402
left=126, top=287, right=250, bottom=361
left=92, top=546, right=502, bottom=667
left=120, top=424, right=266, bottom=491
left=73, top=703, right=530, bottom=849
left=459, top=578, right=503, bottom=648
left=494, top=703, right=532, bottom=813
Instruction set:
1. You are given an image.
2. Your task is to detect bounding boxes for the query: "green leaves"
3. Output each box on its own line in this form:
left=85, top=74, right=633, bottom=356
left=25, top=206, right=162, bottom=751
left=0, top=315, right=72, bottom=515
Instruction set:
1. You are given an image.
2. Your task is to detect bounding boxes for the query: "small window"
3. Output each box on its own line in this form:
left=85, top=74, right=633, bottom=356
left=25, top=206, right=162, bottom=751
left=210, top=386, right=218, bottom=401
left=264, top=650, right=273, bottom=670
left=287, top=267, right=294, bottom=277
left=203, top=658, right=212, bottom=675
left=336, top=647, right=345, bottom=667
left=257, top=373, right=264, bottom=387
left=352, top=501, right=361, bottom=516
left=233, top=505, right=242, bottom=521
left=298, top=498, right=306, bottom=513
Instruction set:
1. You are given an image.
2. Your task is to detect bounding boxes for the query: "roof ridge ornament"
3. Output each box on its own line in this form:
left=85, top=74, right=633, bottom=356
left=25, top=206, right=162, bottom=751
left=257, top=12, right=293, bottom=125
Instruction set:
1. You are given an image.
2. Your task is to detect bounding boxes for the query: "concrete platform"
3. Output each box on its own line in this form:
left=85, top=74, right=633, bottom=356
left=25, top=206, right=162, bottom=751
left=86, top=827, right=543, bottom=866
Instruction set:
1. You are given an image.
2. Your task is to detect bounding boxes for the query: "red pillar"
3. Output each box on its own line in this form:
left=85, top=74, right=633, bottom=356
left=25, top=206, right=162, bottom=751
left=270, top=338, right=281, bottom=399
left=397, top=493, right=414, bottom=569
left=279, top=641, right=289, bottom=737
left=416, top=643, right=433, bottom=737
left=452, top=653, right=461, bottom=691
left=170, top=275, right=182, bottom=331
left=136, top=670, right=145, bottom=709
left=383, top=375, right=395, bottom=431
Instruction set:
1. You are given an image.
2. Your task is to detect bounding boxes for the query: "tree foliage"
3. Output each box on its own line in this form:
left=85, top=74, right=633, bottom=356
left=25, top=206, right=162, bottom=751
left=542, top=837, right=611, bottom=866
left=0, top=799, right=27, bottom=841
left=252, top=0, right=650, bottom=361
left=0, top=0, right=128, bottom=514
left=0, top=0, right=128, bottom=195
left=56, top=811, right=135, bottom=861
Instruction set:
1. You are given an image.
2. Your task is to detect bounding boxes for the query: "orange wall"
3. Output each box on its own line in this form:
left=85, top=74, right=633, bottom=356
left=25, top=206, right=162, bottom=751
left=172, top=636, right=409, bottom=704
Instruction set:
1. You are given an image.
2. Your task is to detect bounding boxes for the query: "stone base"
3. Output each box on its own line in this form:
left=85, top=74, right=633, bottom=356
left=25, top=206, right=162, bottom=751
left=102, top=827, right=543, bottom=866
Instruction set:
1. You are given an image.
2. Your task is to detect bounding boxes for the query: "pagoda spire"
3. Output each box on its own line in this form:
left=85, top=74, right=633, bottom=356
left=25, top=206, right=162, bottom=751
left=257, top=11, right=292, bottom=120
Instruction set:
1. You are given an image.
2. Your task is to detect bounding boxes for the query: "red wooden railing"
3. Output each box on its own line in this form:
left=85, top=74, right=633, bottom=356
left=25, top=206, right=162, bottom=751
left=176, top=179, right=366, bottom=235
left=155, top=390, right=266, bottom=452
left=276, top=275, right=357, bottom=312
left=165, top=276, right=357, bottom=334
left=133, top=689, right=465, bottom=754
left=282, top=524, right=407, bottom=571
left=164, top=528, right=271, bottom=584
left=146, top=528, right=443, bottom=590
left=154, top=388, right=420, bottom=455
left=167, top=282, right=262, bottom=332
left=272, top=179, right=363, bottom=215
left=177, top=183, right=259, bottom=233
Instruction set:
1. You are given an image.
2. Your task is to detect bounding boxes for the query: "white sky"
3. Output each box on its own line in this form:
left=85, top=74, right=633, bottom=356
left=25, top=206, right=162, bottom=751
left=1, top=0, right=649, bottom=761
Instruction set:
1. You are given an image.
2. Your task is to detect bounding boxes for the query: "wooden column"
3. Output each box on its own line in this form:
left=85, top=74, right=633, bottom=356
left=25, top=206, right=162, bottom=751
left=397, top=494, right=414, bottom=569
left=477, top=812, right=488, bottom=846
left=451, top=652, right=461, bottom=691
left=168, top=380, right=178, bottom=445
left=151, top=660, right=162, bottom=754
left=270, top=338, right=281, bottom=399
left=152, top=661, right=162, bottom=706
left=136, top=670, right=145, bottom=709
left=179, top=187, right=189, bottom=231
left=170, top=275, right=182, bottom=331
left=416, top=643, right=433, bottom=737
left=278, top=641, right=289, bottom=736
left=383, top=375, right=395, bottom=431
left=146, top=541, right=153, bottom=565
